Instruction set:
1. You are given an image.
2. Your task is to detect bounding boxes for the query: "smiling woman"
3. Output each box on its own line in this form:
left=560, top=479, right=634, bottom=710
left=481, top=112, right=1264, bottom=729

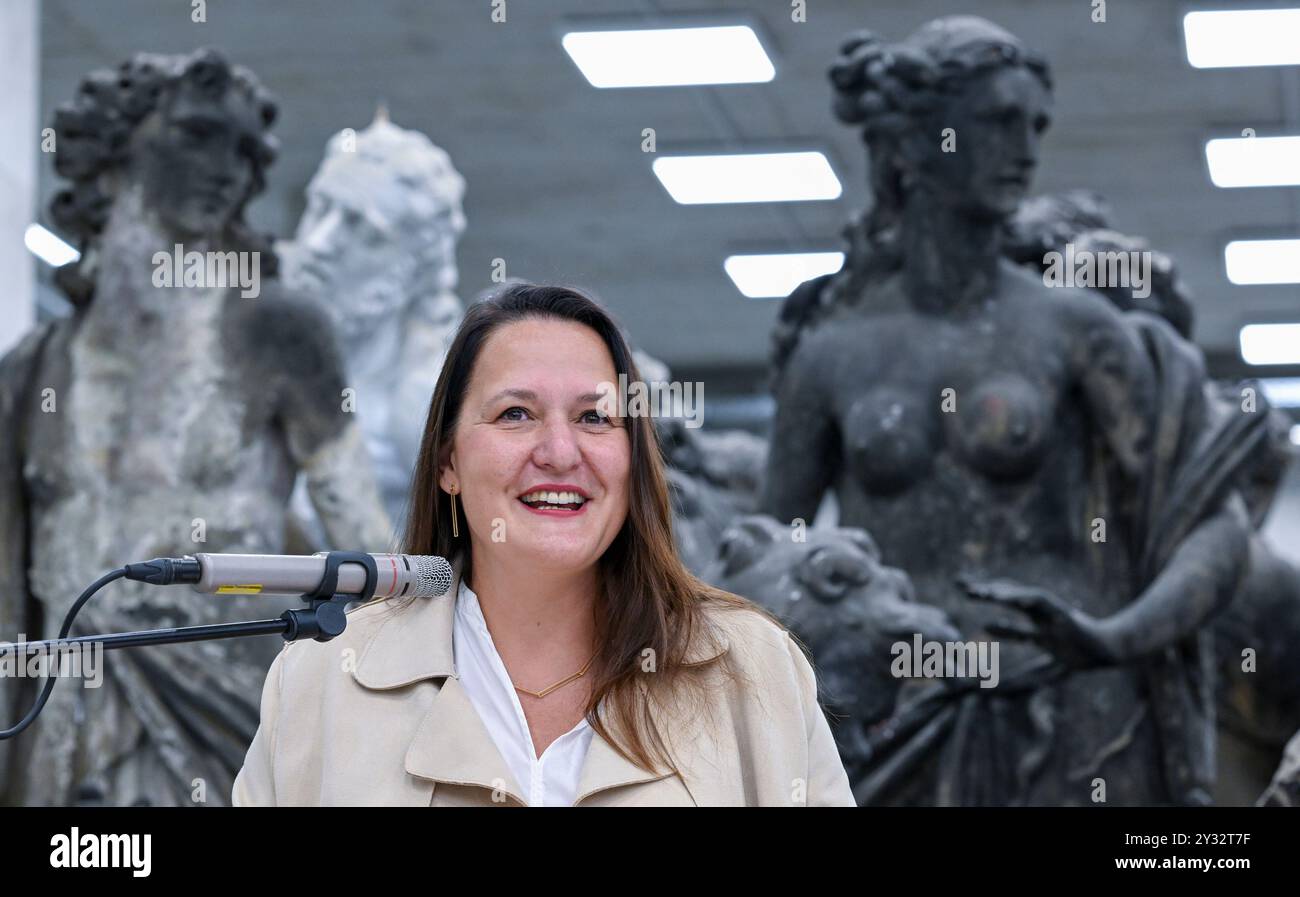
left=232, top=281, right=855, bottom=806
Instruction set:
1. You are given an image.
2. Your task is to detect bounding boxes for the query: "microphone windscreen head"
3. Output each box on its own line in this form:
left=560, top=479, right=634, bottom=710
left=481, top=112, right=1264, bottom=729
left=410, top=555, right=454, bottom=598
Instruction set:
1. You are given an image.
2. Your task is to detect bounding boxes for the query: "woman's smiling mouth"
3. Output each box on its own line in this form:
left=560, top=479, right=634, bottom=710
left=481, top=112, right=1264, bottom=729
left=518, top=486, right=590, bottom=515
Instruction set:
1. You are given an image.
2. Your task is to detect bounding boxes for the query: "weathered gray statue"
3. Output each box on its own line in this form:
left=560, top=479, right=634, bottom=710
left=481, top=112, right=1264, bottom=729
left=1260, top=731, right=1300, bottom=806
left=1216, top=395, right=1300, bottom=805
left=1006, top=190, right=1300, bottom=805
left=764, top=17, right=1264, bottom=805
left=280, top=110, right=466, bottom=526
left=659, top=417, right=768, bottom=574
left=0, top=49, right=393, bottom=806
left=699, top=514, right=958, bottom=782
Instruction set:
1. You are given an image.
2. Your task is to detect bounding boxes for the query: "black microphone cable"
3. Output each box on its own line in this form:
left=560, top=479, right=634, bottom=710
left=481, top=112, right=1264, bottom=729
left=0, top=566, right=127, bottom=740
left=1, top=552, right=383, bottom=738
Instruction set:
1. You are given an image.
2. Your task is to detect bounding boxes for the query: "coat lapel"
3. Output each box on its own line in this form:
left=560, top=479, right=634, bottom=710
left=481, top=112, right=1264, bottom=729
left=348, top=554, right=526, bottom=805
left=403, top=675, right=528, bottom=806
left=350, top=578, right=458, bottom=691
left=577, top=618, right=732, bottom=805
left=574, top=724, right=676, bottom=804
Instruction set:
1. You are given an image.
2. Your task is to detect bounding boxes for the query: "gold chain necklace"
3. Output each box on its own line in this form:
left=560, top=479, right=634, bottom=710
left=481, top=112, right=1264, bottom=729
left=512, top=652, right=597, bottom=699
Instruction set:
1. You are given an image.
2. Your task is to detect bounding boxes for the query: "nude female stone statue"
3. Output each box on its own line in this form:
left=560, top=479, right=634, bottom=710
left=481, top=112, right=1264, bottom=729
left=0, top=49, right=393, bottom=805
left=763, top=17, right=1258, bottom=805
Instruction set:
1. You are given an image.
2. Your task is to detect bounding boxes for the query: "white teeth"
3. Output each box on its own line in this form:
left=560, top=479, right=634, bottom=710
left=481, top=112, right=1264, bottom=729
left=520, top=490, right=586, bottom=505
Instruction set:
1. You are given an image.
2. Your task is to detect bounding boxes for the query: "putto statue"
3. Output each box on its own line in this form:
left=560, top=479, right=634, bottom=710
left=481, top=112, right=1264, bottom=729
left=0, top=49, right=393, bottom=806
left=280, top=110, right=467, bottom=525
left=764, top=17, right=1264, bottom=805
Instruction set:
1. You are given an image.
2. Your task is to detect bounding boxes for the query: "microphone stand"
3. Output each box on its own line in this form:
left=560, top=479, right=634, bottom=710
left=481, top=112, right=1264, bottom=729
left=1, top=551, right=378, bottom=660
left=1, top=552, right=384, bottom=741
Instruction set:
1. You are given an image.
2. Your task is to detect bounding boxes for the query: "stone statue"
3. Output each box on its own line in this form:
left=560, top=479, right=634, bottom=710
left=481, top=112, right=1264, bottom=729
left=1259, top=730, right=1300, bottom=806
left=660, top=418, right=768, bottom=575
left=1006, top=190, right=1300, bottom=805
left=1215, top=404, right=1300, bottom=804
left=763, top=17, right=1263, bottom=805
left=280, top=110, right=466, bottom=527
left=0, top=49, right=394, bottom=806
left=699, top=514, right=958, bottom=785
left=1003, top=190, right=1195, bottom=338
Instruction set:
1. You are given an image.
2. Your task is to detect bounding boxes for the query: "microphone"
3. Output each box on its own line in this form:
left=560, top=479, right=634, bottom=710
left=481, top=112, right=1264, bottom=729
left=124, top=553, right=454, bottom=600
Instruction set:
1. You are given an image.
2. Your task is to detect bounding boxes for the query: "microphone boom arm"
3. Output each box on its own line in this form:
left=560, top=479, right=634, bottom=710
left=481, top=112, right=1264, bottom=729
left=1, top=551, right=382, bottom=740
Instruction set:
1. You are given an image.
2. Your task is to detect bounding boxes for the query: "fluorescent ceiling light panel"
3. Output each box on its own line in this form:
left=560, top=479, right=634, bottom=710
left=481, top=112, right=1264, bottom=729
left=25, top=223, right=80, bottom=267
left=1225, top=239, right=1300, bottom=285
left=653, top=152, right=841, bottom=204
left=1183, top=9, right=1300, bottom=68
left=1258, top=377, right=1300, bottom=407
left=562, top=26, right=775, bottom=87
left=1240, top=324, right=1300, bottom=365
left=724, top=252, right=844, bottom=298
left=1206, top=135, right=1300, bottom=187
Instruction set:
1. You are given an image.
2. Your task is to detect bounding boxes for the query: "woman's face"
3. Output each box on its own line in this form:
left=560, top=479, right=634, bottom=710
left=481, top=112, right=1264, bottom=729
left=441, top=317, right=631, bottom=575
left=915, top=64, right=1052, bottom=220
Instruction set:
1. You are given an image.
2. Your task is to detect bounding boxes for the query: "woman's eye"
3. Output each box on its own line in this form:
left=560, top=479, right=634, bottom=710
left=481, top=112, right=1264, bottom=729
left=580, top=409, right=611, bottom=425
left=498, top=406, right=529, bottom=422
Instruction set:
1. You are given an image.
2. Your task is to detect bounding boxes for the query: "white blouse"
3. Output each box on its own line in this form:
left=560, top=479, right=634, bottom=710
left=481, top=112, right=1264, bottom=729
left=452, top=579, right=595, bottom=807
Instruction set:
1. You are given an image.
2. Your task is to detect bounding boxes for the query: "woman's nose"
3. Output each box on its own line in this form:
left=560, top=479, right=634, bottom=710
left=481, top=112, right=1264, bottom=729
left=531, top=418, right=582, bottom=470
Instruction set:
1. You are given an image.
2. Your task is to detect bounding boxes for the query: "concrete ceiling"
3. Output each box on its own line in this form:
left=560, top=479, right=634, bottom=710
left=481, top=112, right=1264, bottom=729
left=36, top=0, right=1300, bottom=390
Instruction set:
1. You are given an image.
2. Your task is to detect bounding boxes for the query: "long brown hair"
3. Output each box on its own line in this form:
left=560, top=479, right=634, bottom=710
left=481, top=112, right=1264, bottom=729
left=400, top=281, right=757, bottom=774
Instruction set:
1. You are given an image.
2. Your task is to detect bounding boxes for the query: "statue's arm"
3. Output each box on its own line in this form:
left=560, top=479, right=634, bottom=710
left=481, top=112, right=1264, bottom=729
left=1098, top=492, right=1251, bottom=660
left=266, top=299, right=396, bottom=552
left=760, top=335, right=836, bottom=525
left=1069, top=297, right=1249, bottom=658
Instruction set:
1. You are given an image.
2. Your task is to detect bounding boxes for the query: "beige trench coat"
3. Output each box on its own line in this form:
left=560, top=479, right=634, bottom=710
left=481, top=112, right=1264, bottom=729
left=232, top=558, right=855, bottom=806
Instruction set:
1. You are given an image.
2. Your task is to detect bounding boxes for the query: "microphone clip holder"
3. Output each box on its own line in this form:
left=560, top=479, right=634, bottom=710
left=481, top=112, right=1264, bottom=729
left=279, top=551, right=379, bottom=643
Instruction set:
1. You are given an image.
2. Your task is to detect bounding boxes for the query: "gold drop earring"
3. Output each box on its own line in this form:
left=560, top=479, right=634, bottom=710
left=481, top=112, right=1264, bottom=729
left=449, top=487, right=459, bottom=538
